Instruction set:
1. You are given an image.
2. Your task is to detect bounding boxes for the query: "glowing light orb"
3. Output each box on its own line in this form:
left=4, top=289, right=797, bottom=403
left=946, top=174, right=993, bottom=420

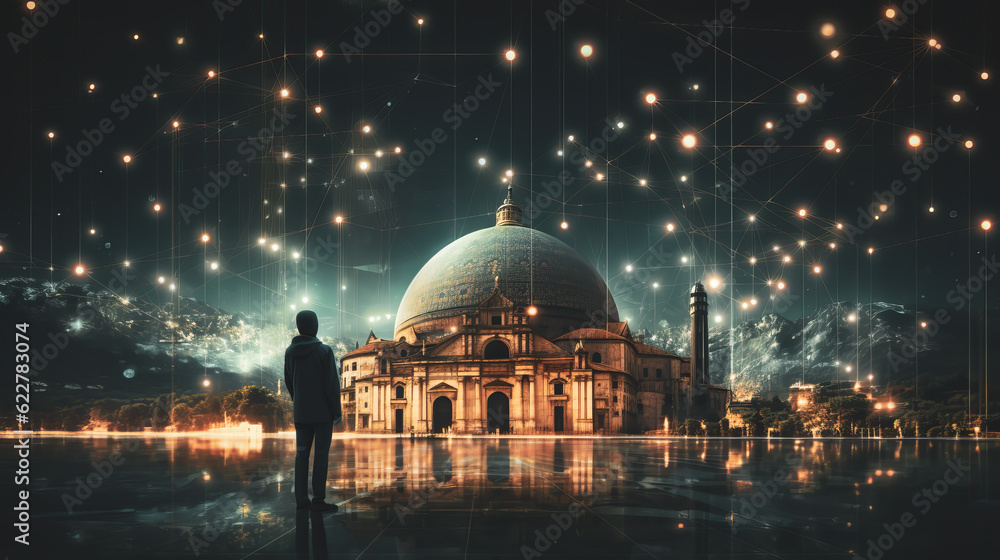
left=568, top=135, right=575, bottom=142
left=868, top=247, right=874, bottom=254
left=302, top=297, right=309, bottom=304
left=681, top=256, right=688, bottom=263
left=921, top=321, right=927, bottom=328
left=172, top=121, right=179, bottom=128
left=557, top=150, right=564, bottom=156
left=560, top=221, right=568, bottom=229
left=824, top=139, right=836, bottom=151
left=89, top=83, right=95, bottom=91
left=742, top=302, right=749, bottom=309
left=821, top=23, right=835, bottom=37
left=280, top=89, right=289, bottom=97
left=765, top=121, right=774, bottom=129
left=848, top=314, right=856, bottom=322
left=584, top=160, right=592, bottom=167
left=750, top=257, right=756, bottom=264
left=153, top=203, right=161, bottom=212
left=315, top=106, right=322, bottom=113
left=749, top=215, right=756, bottom=222
left=201, top=234, right=210, bottom=242
left=681, top=134, right=696, bottom=148
left=714, top=315, right=722, bottom=323
left=796, top=92, right=808, bottom=103
left=907, top=134, right=921, bottom=147
left=362, top=125, right=371, bottom=133
left=928, top=39, right=937, bottom=47
left=666, top=223, right=675, bottom=232
left=983, top=220, right=992, bottom=231
left=123, top=155, right=131, bottom=163
left=639, top=179, right=647, bottom=186
left=123, top=368, right=135, bottom=379
left=47, top=132, right=54, bottom=139
left=885, top=8, right=896, bottom=18
left=751, top=298, right=757, bottom=305
left=478, top=157, right=486, bottom=166
left=210, top=262, right=218, bottom=270
left=837, top=222, right=843, bottom=229
left=777, top=281, right=786, bottom=290
left=394, top=146, right=402, bottom=153
left=798, top=209, right=807, bottom=217
left=334, top=216, right=343, bottom=224
left=982, top=72, right=990, bottom=80
left=616, top=121, right=625, bottom=129
left=375, top=150, right=383, bottom=158
left=625, top=264, right=633, bottom=272
left=965, top=140, right=974, bottom=149
left=952, top=94, right=962, bottom=102
left=417, top=18, right=424, bottom=25
left=813, top=266, right=822, bottom=274
left=527, top=306, right=538, bottom=316
left=74, top=265, right=85, bottom=275
left=158, top=276, right=165, bottom=284
left=935, top=44, right=942, bottom=50
left=177, top=37, right=184, bottom=45
left=505, top=50, right=516, bottom=61
left=680, top=176, right=687, bottom=182
left=784, top=255, right=791, bottom=263
left=830, top=242, right=837, bottom=249
left=929, top=206, right=935, bottom=213
left=580, top=45, right=593, bottom=58
left=505, top=169, right=514, bottom=177
left=595, top=173, right=604, bottom=181
left=283, top=152, right=290, bottom=159
left=270, top=243, right=280, bottom=252
left=649, top=133, right=657, bottom=140
left=645, top=93, right=656, bottom=104
left=316, top=49, right=324, bottom=58
left=203, top=380, right=210, bottom=387
left=831, top=50, right=840, bottom=59
left=208, top=70, right=215, bottom=78
left=0, top=244, right=4, bottom=253
left=27, top=1, right=36, bottom=9
left=258, top=237, right=266, bottom=245
left=89, top=228, right=96, bottom=235
left=358, top=160, right=369, bottom=171
left=708, top=277, right=721, bottom=289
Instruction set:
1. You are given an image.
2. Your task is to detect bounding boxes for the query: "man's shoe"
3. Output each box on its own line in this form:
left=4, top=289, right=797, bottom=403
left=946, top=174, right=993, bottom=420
left=310, top=501, right=339, bottom=513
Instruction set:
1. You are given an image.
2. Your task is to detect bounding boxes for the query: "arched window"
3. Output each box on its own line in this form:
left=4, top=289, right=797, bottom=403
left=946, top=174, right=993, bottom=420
left=553, top=382, right=563, bottom=395
left=395, top=385, right=405, bottom=399
left=352, top=362, right=357, bottom=371
left=483, top=340, right=510, bottom=359
left=592, top=352, right=602, bottom=364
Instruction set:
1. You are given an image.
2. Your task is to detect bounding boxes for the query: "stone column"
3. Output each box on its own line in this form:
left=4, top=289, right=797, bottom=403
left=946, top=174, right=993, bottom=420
left=528, top=377, right=536, bottom=431
left=457, top=377, right=465, bottom=432
left=512, top=376, right=522, bottom=432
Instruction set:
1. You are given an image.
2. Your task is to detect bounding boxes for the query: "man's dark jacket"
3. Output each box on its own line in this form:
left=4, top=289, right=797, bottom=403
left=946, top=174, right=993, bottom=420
left=284, top=335, right=342, bottom=423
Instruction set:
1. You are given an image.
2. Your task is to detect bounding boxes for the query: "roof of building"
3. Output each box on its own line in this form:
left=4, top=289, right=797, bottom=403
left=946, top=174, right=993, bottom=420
left=553, top=328, right=631, bottom=342
left=342, top=339, right=398, bottom=359
left=590, top=362, right=628, bottom=374
left=633, top=342, right=683, bottom=359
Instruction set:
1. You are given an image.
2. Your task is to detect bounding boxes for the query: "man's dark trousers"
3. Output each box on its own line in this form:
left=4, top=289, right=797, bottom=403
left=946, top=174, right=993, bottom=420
left=294, top=422, right=334, bottom=507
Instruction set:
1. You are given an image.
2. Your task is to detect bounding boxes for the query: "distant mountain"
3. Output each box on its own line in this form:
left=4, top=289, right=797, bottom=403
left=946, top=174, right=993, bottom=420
left=653, top=301, right=972, bottom=400
left=0, top=277, right=351, bottom=408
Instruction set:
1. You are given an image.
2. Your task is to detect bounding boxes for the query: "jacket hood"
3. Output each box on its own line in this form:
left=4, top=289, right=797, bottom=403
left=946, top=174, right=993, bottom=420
left=287, top=335, right=323, bottom=357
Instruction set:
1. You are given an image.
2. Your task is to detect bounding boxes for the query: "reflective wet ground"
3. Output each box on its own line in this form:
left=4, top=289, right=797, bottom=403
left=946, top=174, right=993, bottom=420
left=1, top=435, right=995, bottom=559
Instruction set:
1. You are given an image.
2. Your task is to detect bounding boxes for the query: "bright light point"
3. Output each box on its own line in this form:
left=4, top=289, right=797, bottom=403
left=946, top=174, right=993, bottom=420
left=560, top=221, right=568, bottom=229
left=280, top=89, right=289, bottom=97
left=417, top=18, right=424, bottom=25
left=908, top=134, right=921, bottom=147
left=666, top=223, right=675, bottom=232
left=813, top=266, right=821, bottom=274
left=568, top=135, right=575, bottom=142
left=680, top=176, right=687, bottom=182
left=878, top=203, right=888, bottom=213
left=750, top=257, right=757, bottom=264
left=831, top=50, right=840, bottom=59
left=527, top=306, right=538, bottom=316
left=208, top=70, right=215, bottom=78
left=172, top=121, right=179, bottom=128
left=848, top=314, right=857, bottom=322
left=693, top=84, right=699, bottom=90
left=176, top=37, right=184, bottom=45
left=341, top=285, right=346, bottom=290
left=258, top=237, right=266, bottom=245
left=949, top=93, right=962, bottom=104
left=982, top=220, right=992, bottom=231
left=270, top=243, right=279, bottom=252
left=595, top=173, right=604, bottom=181
left=639, top=179, right=647, bottom=186
left=26, top=1, right=36, bottom=9
left=830, top=243, right=837, bottom=249
left=394, top=146, right=402, bottom=153
left=965, top=140, right=974, bottom=149
left=742, top=302, right=749, bottom=310
left=714, top=315, right=722, bottom=323
left=821, top=23, right=835, bottom=37
left=617, top=121, right=625, bottom=129
left=682, top=134, right=696, bottom=148
left=653, top=282, right=659, bottom=288
left=625, top=264, right=633, bottom=272
left=649, top=133, right=657, bottom=140
left=505, top=50, right=516, bottom=61
left=982, top=72, right=990, bottom=80
left=89, top=83, right=95, bottom=91
left=681, top=256, right=688, bottom=263
left=777, top=281, right=786, bottom=290
left=478, top=157, right=486, bottom=166
left=316, top=49, right=324, bottom=58
left=501, top=177, right=508, bottom=183
left=302, top=297, right=309, bottom=304
left=334, top=215, right=343, bottom=224
left=203, top=380, right=210, bottom=387
left=584, top=160, right=592, bottom=168
left=765, top=121, right=774, bottom=129
left=158, top=276, right=165, bottom=284
left=708, top=277, right=720, bottom=289
left=314, top=106, right=323, bottom=113
left=885, top=8, right=896, bottom=18
left=799, top=240, right=806, bottom=247
left=74, top=265, right=85, bottom=275
left=201, top=234, right=210, bottom=242
left=505, top=169, right=513, bottom=177
left=47, top=132, right=54, bottom=139
left=921, top=321, right=927, bottom=328
left=749, top=215, right=756, bottom=222
left=89, top=228, right=95, bottom=235
left=798, top=209, right=807, bottom=217
left=580, top=45, right=593, bottom=58
left=784, top=255, right=791, bottom=263
left=824, top=139, right=836, bottom=151
left=796, top=92, right=808, bottom=103
left=929, top=206, right=935, bottom=213
left=123, top=155, right=132, bottom=163
left=837, top=222, right=843, bottom=229
left=645, top=93, right=656, bottom=104
left=868, top=247, right=874, bottom=254
left=750, top=299, right=757, bottom=305
left=358, top=160, right=369, bottom=171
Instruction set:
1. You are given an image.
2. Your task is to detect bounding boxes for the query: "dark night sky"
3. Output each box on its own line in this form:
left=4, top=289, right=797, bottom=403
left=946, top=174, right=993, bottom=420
left=1, top=0, right=998, bottom=339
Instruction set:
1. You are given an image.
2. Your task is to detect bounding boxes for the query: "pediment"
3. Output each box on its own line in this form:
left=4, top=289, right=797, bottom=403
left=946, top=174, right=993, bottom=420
left=428, top=382, right=457, bottom=392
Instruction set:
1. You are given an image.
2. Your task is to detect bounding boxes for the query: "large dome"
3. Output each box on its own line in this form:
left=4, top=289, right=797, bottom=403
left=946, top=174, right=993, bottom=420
left=394, top=190, right=618, bottom=340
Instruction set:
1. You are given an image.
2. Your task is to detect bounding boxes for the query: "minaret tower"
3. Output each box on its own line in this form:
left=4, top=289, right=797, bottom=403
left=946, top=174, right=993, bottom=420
left=496, top=185, right=523, bottom=226
left=689, top=282, right=710, bottom=388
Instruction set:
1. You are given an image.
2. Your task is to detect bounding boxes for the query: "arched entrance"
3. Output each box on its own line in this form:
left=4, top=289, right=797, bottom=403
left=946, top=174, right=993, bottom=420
left=487, top=392, right=510, bottom=434
left=432, top=396, right=453, bottom=433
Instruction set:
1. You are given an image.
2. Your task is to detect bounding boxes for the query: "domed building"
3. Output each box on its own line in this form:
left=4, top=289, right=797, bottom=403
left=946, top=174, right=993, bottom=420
left=340, top=188, right=729, bottom=434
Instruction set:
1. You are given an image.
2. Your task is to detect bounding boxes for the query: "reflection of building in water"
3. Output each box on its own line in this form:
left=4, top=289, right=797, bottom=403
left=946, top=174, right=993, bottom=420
left=339, top=190, right=729, bottom=434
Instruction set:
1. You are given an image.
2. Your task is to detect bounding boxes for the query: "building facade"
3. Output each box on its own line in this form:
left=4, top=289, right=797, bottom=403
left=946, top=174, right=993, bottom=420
left=341, top=188, right=729, bottom=434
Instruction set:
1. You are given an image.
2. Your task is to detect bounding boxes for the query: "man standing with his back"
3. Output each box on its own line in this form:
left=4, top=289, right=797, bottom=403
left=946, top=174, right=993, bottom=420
left=284, top=310, right=342, bottom=512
